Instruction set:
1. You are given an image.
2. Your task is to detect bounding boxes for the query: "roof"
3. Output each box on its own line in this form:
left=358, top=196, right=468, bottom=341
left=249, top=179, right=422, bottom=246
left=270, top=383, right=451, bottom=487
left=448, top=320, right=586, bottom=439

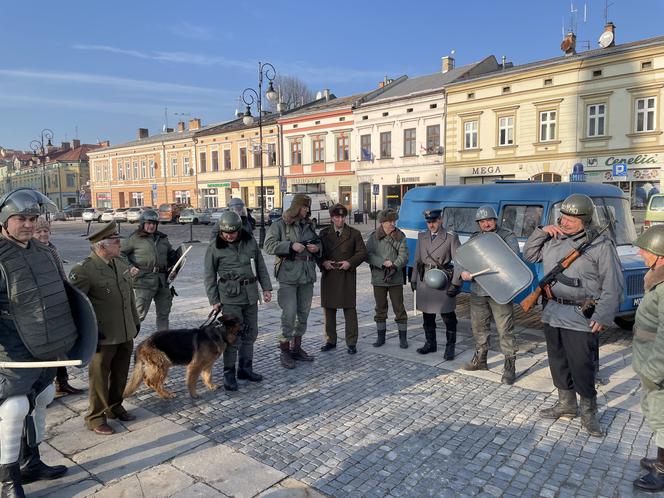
left=53, top=144, right=97, bottom=162
left=195, top=114, right=280, bottom=138
left=282, top=93, right=368, bottom=119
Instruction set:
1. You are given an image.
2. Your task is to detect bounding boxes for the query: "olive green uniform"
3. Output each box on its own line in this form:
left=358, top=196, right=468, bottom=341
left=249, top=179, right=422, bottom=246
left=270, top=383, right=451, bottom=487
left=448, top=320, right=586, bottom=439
left=68, top=252, right=140, bottom=430
left=121, top=230, right=180, bottom=331
left=204, top=230, right=272, bottom=369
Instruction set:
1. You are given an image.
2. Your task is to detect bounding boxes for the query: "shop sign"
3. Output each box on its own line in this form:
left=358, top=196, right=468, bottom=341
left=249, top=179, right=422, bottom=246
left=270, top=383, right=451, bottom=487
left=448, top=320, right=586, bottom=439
left=471, top=166, right=502, bottom=175
left=96, top=192, right=111, bottom=201
left=207, top=182, right=230, bottom=188
left=396, top=175, right=420, bottom=184
left=586, top=154, right=659, bottom=168
left=599, top=168, right=660, bottom=181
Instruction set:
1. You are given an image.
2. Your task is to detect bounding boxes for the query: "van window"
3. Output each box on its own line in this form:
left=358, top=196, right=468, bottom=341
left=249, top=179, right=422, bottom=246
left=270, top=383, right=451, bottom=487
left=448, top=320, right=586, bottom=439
left=442, top=207, right=477, bottom=234
left=319, top=201, right=329, bottom=210
left=159, top=204, right=171, bottom=212
left=649, top=195, right=664, bottom=211
left=501, top=205, right=543, bottom=238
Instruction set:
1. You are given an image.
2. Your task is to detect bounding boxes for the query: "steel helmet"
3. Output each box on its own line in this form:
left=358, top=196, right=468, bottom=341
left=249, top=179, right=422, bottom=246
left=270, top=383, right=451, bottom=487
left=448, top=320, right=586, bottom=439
left=139, top=208, right=159, bottom=229
left=423, top=268, right=449, bottom=290
left=228, top=198, right=248, bottom=218
left=0, top=188, right=57, bottom=224
left=475, top=205, right=498, bottom=222
left=218, top=211, right=242, bottom=233
left=560, top=194, right=595, bottom=224
left=634, top=225, right=664, bottom=257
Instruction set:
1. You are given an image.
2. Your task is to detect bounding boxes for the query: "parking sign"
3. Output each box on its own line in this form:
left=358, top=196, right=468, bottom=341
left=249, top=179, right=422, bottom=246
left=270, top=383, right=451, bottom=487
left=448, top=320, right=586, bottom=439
left=612, top=163, right=627, bottom=177
left=372, top=184, right=380, bottom=196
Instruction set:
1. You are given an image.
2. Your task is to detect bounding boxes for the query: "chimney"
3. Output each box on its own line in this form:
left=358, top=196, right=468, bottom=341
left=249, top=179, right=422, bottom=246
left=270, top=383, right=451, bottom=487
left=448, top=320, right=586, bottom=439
left=561, top=32, right=577, bottom=56
left=188, top=118, right=201, bottom=130
left=322, top=89, right=331, bottom=101
left=441, top=55, right=455, bottom=73
left=138, top=128, right=149, bottom=139
left=177, top=121, right=186, bottom=132
left=61, top=141, right=71, bottom=151
left=98, top=140, right=110, bottom=148
left=72, top=139, right=80, bottom=148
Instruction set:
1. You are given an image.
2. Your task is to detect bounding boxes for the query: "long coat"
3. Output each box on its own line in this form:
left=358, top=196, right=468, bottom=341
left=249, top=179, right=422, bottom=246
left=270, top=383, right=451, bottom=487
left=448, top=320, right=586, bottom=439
left=319, top=224, right=367, bottom=309
left=413, top=230, right=461, bottom=314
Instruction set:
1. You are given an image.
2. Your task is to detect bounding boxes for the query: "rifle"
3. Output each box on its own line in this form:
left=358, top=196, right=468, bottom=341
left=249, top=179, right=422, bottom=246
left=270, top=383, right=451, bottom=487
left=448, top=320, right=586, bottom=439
left=520, top=223, right=609, bottom=313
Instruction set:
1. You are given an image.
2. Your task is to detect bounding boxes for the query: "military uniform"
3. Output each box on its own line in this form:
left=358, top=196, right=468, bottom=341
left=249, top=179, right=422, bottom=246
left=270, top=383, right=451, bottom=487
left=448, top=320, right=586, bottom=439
left=69, top=223, right=140, bottom=431
left=204, top=229, right=271, bottom=384
left=121, top=229, right=180, bottom=331
left=319, top=216, right=367, bottom=351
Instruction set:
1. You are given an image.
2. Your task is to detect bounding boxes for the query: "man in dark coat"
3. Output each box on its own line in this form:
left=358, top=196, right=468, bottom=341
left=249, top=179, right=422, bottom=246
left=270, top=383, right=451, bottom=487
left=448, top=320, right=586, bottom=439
left=319, top=204, right=367, bottom=354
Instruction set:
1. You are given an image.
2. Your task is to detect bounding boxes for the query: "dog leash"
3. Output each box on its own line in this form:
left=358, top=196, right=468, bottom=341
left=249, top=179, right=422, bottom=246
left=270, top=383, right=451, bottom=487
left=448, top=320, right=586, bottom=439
left=199, top=309, right=221, bottom=329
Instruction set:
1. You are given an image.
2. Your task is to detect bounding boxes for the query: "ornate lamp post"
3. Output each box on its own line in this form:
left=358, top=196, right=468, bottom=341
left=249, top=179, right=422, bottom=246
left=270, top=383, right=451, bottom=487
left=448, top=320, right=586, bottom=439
left=241, top=62, right=278, bottom=247
left=29, top=129, right=54, bottom=194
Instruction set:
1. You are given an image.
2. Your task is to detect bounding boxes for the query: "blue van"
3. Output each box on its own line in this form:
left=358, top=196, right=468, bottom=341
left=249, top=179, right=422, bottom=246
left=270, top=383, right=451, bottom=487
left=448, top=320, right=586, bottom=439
left=397, top=182, right=646, bottom=328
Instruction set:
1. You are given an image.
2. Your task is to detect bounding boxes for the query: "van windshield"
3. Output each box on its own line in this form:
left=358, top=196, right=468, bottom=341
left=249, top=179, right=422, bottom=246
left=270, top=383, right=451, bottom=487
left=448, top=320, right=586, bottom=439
left=649, top=196, right=664, bottom=211
left=549, top=197, right=636, bottom=246
left=442, top=207, right=477, bottom=234
left=158, top=204, right=170, bottom=212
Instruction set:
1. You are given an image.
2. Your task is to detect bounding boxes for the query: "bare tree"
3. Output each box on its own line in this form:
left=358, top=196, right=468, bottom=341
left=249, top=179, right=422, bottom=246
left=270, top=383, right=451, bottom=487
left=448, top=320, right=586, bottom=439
left=267, top=75, right=315, bottom=111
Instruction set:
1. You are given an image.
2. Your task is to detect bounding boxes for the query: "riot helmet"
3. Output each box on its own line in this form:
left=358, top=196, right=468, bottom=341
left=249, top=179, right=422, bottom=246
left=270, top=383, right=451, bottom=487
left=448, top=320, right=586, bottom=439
left=634, top=225, right=664, bottom=257
left=139, top=208, right=159, bottom=230
left=423, top=268, right=449, bottom=290
left=0, top=188, right=57, bottom=225
left=475, top=205, right=498, bottom=222
left=228, top=198, right=248, bottom=218
left=218, top=211, right=242, bottom=233
left=560, top=194, right=594, bottom=224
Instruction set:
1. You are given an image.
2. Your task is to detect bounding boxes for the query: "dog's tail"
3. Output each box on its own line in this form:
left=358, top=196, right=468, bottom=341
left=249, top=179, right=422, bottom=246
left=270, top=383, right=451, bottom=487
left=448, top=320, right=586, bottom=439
left=123, top=349, right=145, bottom=397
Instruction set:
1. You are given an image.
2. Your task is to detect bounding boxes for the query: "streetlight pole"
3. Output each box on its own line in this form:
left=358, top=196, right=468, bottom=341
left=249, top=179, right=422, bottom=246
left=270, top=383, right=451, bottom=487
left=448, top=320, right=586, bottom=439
left=30, top=129, right=54, bottom=195
left=241, top=62, right=278, bottom=248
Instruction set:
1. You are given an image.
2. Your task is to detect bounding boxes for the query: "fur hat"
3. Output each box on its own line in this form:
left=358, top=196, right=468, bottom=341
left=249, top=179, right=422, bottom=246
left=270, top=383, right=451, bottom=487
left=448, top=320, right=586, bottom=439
left=285, top=194, right=311, bottom=219
left=329, top=203, right=348, bottom=217
left=378, top=208, right=399, bottom=223
left=35, top=215, right=51, bottom=232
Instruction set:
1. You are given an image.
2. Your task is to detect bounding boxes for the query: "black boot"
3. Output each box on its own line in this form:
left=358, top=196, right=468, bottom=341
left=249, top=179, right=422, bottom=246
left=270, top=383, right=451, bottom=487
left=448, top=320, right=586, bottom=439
left=501, top=356, right=516, bottom=385
left=580, top=396, right=603, bottom=437
left=237, top=359, right=263, bottom=382
left=444, top=330, right=456, bottom=360
left=20, top=442, right=67, bottom=484
left=398, top=326, right=408, bottom=349
left=635, top=447, right=664, bottom=491
left=463, top=349, right=488, bottom=371
left=291, top=336, right=314, bottom=362
left=540, top=388, right=578, bottom=419
left=279, top=342, right=296, bottom=369
left=223, top=367, right=238, bottom=391
left=55, top=378, right=84, bottom=396
left=417, top=325, right=437, bottom=355
left=373, top=326, right=386, bottom=347
left=0, top=463, right=25, bottom=498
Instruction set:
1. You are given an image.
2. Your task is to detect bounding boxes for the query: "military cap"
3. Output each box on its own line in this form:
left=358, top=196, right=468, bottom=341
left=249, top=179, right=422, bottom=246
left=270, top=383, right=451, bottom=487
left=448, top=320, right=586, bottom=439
left=87, top=221, right=122, bottom=243
left=423, top=209, right=442, bottom=221
left=378, top=208, right=399, bottom=223
left=329, top=203, right=348, bottom=217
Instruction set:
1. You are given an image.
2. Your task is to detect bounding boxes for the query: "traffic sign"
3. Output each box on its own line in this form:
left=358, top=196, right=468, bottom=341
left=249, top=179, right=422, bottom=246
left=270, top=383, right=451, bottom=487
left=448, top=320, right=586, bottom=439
left=152, top=183, right=158, bottom=190
left=280, top=176, right=287, bottom=193
left=612, top=163, right=627, bottom=177
left=372, top=184, right=380, bottom=196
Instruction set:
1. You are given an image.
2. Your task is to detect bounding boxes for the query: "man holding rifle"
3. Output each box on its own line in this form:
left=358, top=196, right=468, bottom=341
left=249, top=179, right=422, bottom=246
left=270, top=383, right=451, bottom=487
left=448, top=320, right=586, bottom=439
left=522, top=193, right=622, bottom=437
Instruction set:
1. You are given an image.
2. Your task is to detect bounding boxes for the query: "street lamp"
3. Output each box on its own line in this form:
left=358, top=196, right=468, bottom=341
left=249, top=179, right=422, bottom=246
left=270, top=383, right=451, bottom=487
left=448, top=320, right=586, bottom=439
left=241, top=62, right=278, bottom=247
left=29, top=129, right=54, bottom=194
left=0, top=148, right=9, bottom=193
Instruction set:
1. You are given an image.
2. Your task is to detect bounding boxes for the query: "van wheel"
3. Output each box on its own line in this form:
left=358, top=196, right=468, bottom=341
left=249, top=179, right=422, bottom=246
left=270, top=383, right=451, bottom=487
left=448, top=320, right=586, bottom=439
left=614, top=316, right=635, bottom=331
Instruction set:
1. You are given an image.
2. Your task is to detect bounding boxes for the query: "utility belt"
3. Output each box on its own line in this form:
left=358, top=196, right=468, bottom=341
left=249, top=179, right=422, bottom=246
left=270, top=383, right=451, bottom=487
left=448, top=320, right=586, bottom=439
left=634, top=325, right=657, bottom=342
left=550, top=296, right=584, bottom=306
left=219, top=276, right=257, bottom=286
left=423, top=263, right=439, bottom=270
left=140, top=265, right=168, bottom=274
left=548, top=295, right=597, bottom=319
left=294, top=255, right=315, bottom=262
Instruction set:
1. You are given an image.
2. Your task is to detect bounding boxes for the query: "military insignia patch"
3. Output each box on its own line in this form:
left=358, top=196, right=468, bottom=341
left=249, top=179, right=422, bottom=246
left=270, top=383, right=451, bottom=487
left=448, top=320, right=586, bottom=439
left=69, top=272, right=77, bottom=281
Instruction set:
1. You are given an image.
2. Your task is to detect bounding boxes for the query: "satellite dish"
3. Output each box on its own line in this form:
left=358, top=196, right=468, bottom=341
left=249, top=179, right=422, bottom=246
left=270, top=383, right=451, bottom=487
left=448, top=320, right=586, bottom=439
left=598, top=30, right=614, bottom=48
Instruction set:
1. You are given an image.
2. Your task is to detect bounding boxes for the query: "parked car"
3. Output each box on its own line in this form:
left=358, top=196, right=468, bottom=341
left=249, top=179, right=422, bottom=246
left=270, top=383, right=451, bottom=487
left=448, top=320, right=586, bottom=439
left=158, top=203, right=186, bottom=223
left=100, top=209, right=115, bottom=222
left=62, top=205, right=86, bottom=219
left=248, top=207, right=267, bottom=227
left=267, top=207, right=282, bottom=225
left=126, top=207, right=144, bottom=223
left=209, top=207, right=227, bottom=225
left=51, top=210, right=68, bottom=221
left=644, top=194, right=664, bottom=230
left=179, top=208, right=212, bottom=225
left=82, top=208, right=103, bottom=223
left=113, top=208, right=129, bottom=222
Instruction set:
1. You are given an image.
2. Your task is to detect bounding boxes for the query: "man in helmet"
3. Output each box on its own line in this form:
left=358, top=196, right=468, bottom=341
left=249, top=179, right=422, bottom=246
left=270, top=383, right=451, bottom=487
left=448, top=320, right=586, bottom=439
left=459, top=205, right=520, bottom=384
left=523, top=193, right=622, bottom=437
left=205, top=211, right=272, bottom=389
left=0, top=188, right=80, bottom=494
left=631, top=225, right=664, bottom=491
left=264, top=194, right=321, bottom=368
left=121, top=208, right=182, bottom=331
left=410, top=209, right=462, bottom=359
left=210, top=198, right=254, bottom=241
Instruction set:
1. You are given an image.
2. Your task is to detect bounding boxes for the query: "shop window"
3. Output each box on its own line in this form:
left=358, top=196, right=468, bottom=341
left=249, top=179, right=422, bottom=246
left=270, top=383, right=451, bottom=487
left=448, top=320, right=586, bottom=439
left=501, top=205, right=543, bottom=238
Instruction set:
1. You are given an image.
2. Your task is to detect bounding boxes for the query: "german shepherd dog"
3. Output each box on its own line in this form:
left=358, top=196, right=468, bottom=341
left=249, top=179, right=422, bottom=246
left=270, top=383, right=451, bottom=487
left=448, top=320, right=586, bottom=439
left=124, top=313, right=245, bottom=399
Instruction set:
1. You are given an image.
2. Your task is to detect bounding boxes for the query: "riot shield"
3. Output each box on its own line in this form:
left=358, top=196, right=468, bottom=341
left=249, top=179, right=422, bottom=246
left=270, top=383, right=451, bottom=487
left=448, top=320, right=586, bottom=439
left=63, top=280, right=98, bottom=367
left=455, top=232, right=533, bottom=304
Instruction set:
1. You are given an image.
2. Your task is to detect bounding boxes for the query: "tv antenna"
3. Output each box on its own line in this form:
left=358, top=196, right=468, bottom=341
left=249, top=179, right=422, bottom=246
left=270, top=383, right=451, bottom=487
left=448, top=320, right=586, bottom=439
left=603, top=0, right=614, bottom=25
left=162, top=106, right=169, bottom=132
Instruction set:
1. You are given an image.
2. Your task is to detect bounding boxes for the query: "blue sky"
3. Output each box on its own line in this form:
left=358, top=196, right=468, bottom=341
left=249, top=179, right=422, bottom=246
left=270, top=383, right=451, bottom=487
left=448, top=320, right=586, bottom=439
left=1, top=0, right=663, bottom=150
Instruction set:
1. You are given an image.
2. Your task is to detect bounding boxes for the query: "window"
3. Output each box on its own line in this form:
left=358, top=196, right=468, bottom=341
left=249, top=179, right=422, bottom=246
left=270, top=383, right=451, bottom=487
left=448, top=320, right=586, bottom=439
left=502, top=86, right=511, bottom=94
left=380, top=132, right=391, bottom=158
left=587, top=104, right=606, bottom=137
left=267, top=144, right=276, bottom=166
left=360, top=134, right=372, bottom=160
left=223, top=150, right=231, bottom=170
left=240, top=147, right=247, bottom=169
left=382, top=112, right=389, bottom=117
left=642, top=61, right=653, bottom=70
left=125, top=161, right=130, bottom=180
left=132, top=160, right=139, bottom=179
left=290, top=140, right=302, bottom=165
left=498, top=116, right=514, bottom=146
left=66, top=173, right=75, bottom=187
left=211, top=150, right=219, bottom=172
left=171, top=157, right=178, bottom=177
left=312, top=137, right=325, bottom=163
left=199, top=152, right=207, bottom=173
left=362, top=115, right=368, bottom=120
left=592, top=69, right=603, bottom=78
left=183, top=156, right=190, bottom=176
left=140, top=160, right=146, bottom=178
left=530, top=172, right=562, bottom=182
left=501, top=205, right=544, bottom=238
left=442, top=207, right=479, bottom=234
left=403, top=128, right=416, bottom=156
left=406, top=108, right=413, bottom=113
left=544, top=78, right=553, bottom=86
left=426, top=125, right=440, bottom=153
left=430, top=103, right=438, bottom=109
left=467, top=93, right=475, bottom=100
left=253, top=147, right=260, bottom=168
left=635, top=97, right=656, bottom=132
left=117, top=163, right=123, bottom=180
left=464, top=121, right=478, bottom=149
left=336, top=135, right=349, bottom=161
left=539, top=111, right=557, bottom=141
left=149, top=160, right=155, bottom=178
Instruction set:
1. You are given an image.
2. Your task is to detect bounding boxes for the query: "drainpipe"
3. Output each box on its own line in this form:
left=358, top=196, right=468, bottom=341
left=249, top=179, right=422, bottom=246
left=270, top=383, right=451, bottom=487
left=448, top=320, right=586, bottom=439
left=442, top=89, right=448, bottom=186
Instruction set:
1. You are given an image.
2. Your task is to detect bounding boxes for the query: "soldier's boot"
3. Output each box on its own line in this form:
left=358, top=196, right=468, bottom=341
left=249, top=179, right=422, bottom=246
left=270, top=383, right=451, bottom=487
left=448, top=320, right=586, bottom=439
left=0, top=463, right=25, bottom=498
left=20, top=442, right=67, bottom=484
left=398, top=325, right=408, bottom=349
left=501, top=356, right=516, bottom=385
left=373, top=324, right=386, bottom=348
left=635, top=447, right=664, bottom=492
left=463, top=349, right=488, bottom=371
left=579, top=396, right=603, bottom=437
left=290, top=336, right=314, bottom=362
left=55, top=378, right=84, bottom=396
left=237, top=358, right=263, bottom=382
left=417, top=325, right=437, bottom=355
left=222, top=367, right=238, bottom=392
left=540, top=388, right=578, bottom=419
left=444, top=330, right=457, bottom=361
left=279, top=342, right=296, bottom=369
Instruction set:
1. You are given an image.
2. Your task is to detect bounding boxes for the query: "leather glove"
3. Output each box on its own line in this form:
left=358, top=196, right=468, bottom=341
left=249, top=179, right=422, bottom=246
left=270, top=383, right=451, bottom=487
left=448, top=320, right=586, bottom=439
left=446, top=284, right=462, bottom=298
